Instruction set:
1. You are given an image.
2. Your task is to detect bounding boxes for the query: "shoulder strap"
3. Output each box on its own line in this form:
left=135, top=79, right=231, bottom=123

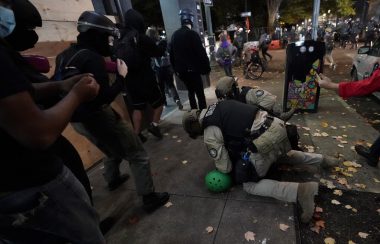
left=65, top=49, right=89, bottom=68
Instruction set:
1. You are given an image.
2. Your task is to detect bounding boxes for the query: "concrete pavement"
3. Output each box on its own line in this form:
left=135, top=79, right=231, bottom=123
left=89, top=48, right=380, bottom=244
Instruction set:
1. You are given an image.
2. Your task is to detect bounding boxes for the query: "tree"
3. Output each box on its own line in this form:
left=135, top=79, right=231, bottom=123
left=266, top=0, right=283, bottom=31
left=280, top=0, right=312, bottom=24
left=336, top=0, right=356, bottom=17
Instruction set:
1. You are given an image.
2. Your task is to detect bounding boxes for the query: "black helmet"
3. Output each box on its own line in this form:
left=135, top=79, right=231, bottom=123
left=77, top=11, right=120, bottom=38
left=12, top=0, right=42, bottom=29
left=179, top=8, right=194, bottom=26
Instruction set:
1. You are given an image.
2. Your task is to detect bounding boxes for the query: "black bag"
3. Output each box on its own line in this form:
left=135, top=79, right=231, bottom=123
left=52, top=49, right=88, bottom=81
left=114, top=29, right=141, bottom=71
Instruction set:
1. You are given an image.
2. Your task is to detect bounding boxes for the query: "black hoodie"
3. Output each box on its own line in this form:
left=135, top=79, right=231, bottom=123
left=121, top=9, right=166, bottom=86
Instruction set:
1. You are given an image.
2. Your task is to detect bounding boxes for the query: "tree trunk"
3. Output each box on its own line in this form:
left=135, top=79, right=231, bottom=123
left=266, top=0, right=283, bottom=32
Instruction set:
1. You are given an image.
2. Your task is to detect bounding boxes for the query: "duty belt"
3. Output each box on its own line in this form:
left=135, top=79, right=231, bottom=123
left=251, top=116, right=274, bottom=140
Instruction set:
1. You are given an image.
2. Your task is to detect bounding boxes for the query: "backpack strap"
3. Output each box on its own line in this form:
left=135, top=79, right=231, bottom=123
left=65, top=48, right=89, bottom=68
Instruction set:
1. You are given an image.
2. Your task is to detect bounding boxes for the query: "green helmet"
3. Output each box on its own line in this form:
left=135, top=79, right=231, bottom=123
left=215, top=76, right=239, bottom=100
left=205, top=170, right=232, bottom=192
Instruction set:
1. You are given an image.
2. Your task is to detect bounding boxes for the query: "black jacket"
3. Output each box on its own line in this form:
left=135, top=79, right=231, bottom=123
left=122, top=9, right=166, bottom=86
left=170, top=26, right=210, bottom=74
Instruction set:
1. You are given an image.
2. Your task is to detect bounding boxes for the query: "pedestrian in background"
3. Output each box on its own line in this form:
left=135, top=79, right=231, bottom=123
left=216, top=33, right=237, bottom=76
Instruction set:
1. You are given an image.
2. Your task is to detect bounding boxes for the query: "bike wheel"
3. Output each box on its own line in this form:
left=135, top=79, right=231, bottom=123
left=246, top=62, right=264, bottom=80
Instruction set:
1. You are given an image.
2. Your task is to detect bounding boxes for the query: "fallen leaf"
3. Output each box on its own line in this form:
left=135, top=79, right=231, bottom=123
left=354, top=183, right=366, bottom=189
left=324, top=237, right=335, bottom=244
left=340, top=126, right=347, bottom=129
left=345, top=205, right=352, bottom=209
left=128, top=216, right=139, bottom=224
left=172, top=135, right=178, bottom=139
left=358, top=232, right=369, bottom=238
left=366, top=143, right=372, bottom=147
left=337, top=178, right=348, bottom=185
left=313, top=133, right=322, bottom=137
left=302, top=127, right=311, bottom=131
left=279, top=223, right=289, bottom=231
left=330, top=126, right=337, bottom=130
left=343, top=135, right=348, bottom=137
left=352, top=208, right=358, bottom=213
left=329, top=175, right=337, bottom=180
left=321, top=122, right=329, bottom=128
left=244, top=231, right=255, bottom=241
left=177, top=139, right=182, bottom=143
left=304, top=133, right=310, bottom=136
left=321, top=132, right=329, bottom=137
left=206, top=226, right=214, bottom=234
left=331, top=199, right=341, bottom=205
left=350, top=146, right=355, bottom=151
left=163, top=133, right=169, bottom=136
left=347, top=167, right=357, bottom=173
left=340, top=140, right=348, bottom=144
left=348, top=241, right=356, bottom=244
left=343, top=161, right=362, bottom=168
left=333, top=189, right=343, bottom=196
left=341, top=171, right=353, bottom=177
left=164, top=202, right=173, bottom=208
left=338, top=144, right=344, bottom=148
left=373, top=178, right=380, bottom=183
left=182, top=160, right=188, bottom=164
left=315, top=207, right=323, bottom=213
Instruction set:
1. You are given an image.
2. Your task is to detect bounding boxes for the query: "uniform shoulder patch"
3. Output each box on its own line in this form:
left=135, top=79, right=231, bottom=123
left=208, top=148, right=217, bottom=158
left=255, top=89, right=264, bottom=97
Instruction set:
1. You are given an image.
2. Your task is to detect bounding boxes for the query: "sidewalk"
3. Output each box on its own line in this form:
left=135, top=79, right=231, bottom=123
left=89, top=49, right=380, bottom=244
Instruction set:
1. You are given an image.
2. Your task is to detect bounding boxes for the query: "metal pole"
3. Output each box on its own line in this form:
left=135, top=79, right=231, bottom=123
left=204, top=5, right=213, bottom=35
left=311, top=0, right=320, bottom=40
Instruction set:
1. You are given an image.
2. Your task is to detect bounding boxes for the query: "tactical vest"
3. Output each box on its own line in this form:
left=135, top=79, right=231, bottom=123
left=202, top=100, right=259, bottom=153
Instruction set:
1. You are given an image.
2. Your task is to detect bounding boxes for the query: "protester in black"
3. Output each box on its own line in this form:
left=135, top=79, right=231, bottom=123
left=170, top=8, right=211, bottom=110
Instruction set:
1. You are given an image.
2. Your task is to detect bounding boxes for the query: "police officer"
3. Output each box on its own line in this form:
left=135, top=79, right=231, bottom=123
left=182, top=100, right=339, bottom=223
left=170, top=8, right=211, bottom=109
left=55, top=11, right=169, bottom=211
left=215, top=76, right=295, bottom=121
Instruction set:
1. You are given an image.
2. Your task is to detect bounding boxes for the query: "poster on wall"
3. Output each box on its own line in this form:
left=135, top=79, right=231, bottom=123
left=283, top=40, right=325, bottom=113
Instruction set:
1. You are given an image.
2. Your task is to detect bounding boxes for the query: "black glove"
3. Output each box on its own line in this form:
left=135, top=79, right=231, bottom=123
left=244, top=138, right=258, bottom=153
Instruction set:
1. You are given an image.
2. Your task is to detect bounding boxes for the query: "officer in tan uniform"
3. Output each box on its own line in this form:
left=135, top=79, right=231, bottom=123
left=215, top=76, right=295, bottom=121
left=182, top=100, right=339, bottom=223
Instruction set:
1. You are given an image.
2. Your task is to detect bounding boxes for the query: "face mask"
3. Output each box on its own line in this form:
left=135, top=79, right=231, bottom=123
left=0, top=6, right=16, bottom=38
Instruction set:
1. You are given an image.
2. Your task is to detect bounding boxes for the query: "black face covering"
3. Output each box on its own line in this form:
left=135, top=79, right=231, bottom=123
left=5, top=27, right=38, bottom=51
left=77, top=30, right=111, bottom=57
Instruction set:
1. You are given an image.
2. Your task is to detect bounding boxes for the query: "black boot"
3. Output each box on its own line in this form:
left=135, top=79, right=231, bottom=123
left=355, top=145, right=379, bottom=167
left=107, top=174, right=130, bottom=191
left=138, top=133, right=147, bottom=143
left=142, top=192, right=170, bottom=213
left=148, top=123, right=163, bottom=139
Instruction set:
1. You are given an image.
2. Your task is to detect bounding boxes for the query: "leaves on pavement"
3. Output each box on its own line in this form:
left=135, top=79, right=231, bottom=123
left=205, top=226, right=214, bottom=234
left=331, top=199, right=341, bottom=205
left=324, top=237, right=335, bottom=244
left=244, top=231, right=255, bottom=241
left=358, top=232, right=369, bottom=238
left=279, top=223, right=289, bottom=231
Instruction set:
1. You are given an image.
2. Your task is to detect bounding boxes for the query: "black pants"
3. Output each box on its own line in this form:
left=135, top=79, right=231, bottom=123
left=261, top=47, right=272, bottom=61
left=178, top=72, right=207, bottom=109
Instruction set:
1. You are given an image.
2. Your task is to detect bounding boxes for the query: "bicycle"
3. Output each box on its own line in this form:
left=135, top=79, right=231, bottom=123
left=244, top=47, right=267, bottom=80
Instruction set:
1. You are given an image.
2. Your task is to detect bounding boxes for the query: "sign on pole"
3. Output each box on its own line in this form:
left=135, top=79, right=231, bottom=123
left=203, top=0, right=213, bottom=6
left=240, top=11, right=252, bottom=17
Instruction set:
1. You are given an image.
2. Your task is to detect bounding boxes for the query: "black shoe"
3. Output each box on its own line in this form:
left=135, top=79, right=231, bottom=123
left=355, top=145, right=378, bottom=167
left=138, top=133, right=147, bottom=143
left=99, top=217, right=116, bottom=235
left=148, top=123, right=163, bottom=139
left=107, top=174, right=130, bottom=191
left=175, top=100, right=183, bottom=110
left=142, top=192, right=170, bottom=213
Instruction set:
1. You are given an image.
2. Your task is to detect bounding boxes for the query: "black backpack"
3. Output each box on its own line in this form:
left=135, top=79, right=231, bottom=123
left=114, top=29, right=142, bottom=71
left=52, top=49, right=88, bottom=81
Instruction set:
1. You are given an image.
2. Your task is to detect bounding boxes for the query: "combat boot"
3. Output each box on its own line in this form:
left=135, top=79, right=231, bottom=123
left=320, top=155, right=340, bottom=169
left=297, top=182, right=318, bottom=223
left=143, top=192, right=170, bottom=213
left=355, top=145, right=379, bottom=167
